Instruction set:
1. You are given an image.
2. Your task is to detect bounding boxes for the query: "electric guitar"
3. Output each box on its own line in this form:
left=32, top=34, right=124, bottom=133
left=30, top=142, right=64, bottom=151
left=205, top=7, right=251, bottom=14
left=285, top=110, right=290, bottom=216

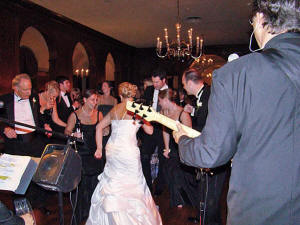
left=126, top=100, right=201, bottom=138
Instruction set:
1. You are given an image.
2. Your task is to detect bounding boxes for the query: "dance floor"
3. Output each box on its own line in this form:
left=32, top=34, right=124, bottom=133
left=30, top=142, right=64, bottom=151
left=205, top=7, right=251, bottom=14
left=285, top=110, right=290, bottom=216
left=0, top=189, right=207, bottom=225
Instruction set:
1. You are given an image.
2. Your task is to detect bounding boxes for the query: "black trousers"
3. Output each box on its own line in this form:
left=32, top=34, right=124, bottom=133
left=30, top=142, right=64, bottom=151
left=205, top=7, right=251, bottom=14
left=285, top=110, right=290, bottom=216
left=140, top=125, right=165, bottom=193
left=4, top=132, right=46, bottom=157
left=197, top=164, right=230, bottom=225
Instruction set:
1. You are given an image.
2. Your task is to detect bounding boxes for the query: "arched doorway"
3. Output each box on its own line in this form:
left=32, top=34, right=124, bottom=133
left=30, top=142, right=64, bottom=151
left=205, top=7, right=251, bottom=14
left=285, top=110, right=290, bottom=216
left=20, top=26, right=49, bottom=90
left=72, top=42, right=89, bottom=92
left=105, top=53, right=115, bottom=81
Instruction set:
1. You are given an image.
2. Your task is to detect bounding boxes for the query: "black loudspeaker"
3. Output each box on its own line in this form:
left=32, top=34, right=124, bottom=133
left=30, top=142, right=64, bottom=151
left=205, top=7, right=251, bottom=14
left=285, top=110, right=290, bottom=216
left=33, top=144, right=82, bottom=193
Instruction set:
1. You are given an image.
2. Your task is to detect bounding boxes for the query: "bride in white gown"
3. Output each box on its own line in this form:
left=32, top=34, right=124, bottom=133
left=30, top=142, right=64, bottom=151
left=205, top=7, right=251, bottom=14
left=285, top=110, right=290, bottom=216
left=86, top=82, right=162, bottom=225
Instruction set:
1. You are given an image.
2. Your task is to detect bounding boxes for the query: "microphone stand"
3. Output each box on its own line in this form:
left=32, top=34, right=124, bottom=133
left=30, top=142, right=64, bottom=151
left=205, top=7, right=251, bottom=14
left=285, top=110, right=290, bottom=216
left=0, top=116, right=83, bottom=143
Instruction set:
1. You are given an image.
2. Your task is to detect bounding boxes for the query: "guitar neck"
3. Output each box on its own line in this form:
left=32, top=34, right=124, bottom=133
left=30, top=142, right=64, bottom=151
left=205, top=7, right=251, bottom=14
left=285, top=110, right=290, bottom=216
left=153, top=112, right=201, bottom=138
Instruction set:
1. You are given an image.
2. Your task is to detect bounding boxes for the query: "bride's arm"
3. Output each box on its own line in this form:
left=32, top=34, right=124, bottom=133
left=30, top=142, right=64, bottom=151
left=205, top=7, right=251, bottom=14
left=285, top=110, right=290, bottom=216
left=95, top=111, right=112, bottom=159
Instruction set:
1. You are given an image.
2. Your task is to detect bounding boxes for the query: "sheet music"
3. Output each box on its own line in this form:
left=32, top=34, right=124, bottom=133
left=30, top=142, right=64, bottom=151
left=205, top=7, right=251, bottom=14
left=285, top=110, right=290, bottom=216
left=0, top=154, right=31, bottom=192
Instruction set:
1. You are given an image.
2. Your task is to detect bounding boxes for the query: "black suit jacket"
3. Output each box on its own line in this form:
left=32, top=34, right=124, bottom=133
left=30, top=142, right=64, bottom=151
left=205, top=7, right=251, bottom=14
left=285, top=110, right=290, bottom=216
left=143, top=85, right=155, bottom=105
left=143, top=85, right=165, bottom=112
left=178, top=33, right=300, bottom=225
left=0, top=92, right=45, bottom=156
left=0, top=92, right=40, bottom=133
left=56, top=93, right=73, bottom=124
left=192, top=84, right=210, bottom=132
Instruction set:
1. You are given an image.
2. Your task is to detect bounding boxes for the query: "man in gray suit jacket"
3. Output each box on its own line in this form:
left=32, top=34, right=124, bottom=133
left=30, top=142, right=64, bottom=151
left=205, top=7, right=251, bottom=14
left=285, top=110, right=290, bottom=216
left=174, top=1, right=300, bottom=224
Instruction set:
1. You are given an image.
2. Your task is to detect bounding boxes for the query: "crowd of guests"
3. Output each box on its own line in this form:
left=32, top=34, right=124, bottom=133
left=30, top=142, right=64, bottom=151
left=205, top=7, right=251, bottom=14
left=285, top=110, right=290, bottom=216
left=0, top=69, right=227, bottom=223
left=0, top=69, right=228, bottom=225
left=1, top=1, right=299, bottom=225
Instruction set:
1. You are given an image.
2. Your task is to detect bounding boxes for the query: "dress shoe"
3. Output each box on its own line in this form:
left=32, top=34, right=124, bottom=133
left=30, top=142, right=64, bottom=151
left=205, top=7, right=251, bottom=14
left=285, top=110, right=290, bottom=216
left=187, top=216, right=200, bottom=224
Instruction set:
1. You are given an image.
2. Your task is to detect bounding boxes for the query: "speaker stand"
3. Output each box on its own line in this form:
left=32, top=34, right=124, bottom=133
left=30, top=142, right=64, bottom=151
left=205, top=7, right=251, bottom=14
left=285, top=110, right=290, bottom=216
left=58, top=191, right=64, bottom=225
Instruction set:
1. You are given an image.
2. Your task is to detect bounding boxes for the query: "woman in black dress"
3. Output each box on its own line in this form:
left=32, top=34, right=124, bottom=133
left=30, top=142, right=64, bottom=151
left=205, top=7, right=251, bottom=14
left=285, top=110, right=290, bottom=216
left=65, top=89, right=103, bottom=224
left=97, top=81, right=117, bottom=166
left=158, top=89, right=193, bottom=208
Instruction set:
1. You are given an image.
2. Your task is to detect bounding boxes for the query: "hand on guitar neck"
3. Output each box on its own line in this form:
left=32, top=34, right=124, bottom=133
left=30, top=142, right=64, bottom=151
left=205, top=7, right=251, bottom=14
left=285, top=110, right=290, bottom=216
left=126, top=100, right=201, bottom=139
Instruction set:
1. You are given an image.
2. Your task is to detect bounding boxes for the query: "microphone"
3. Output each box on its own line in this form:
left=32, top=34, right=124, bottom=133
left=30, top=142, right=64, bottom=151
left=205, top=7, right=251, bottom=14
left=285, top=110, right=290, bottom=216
left=0, top=101, right=4, bottom=108
left=228, top=53, right=239, bottom=62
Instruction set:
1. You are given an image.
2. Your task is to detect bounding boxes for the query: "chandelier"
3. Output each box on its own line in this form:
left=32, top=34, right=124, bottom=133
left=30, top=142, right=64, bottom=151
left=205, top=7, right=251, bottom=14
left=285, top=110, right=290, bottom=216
left=156, top=0, right=203, bottom=60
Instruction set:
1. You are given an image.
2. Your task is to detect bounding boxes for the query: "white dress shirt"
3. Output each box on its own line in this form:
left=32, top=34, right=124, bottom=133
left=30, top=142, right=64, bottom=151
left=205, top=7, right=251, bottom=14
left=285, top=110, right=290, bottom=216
left=14, top=94, right=35, bottom=134
left=61, top=91, right=71, bottom=107
left=152, top=84, right=168, bottom=111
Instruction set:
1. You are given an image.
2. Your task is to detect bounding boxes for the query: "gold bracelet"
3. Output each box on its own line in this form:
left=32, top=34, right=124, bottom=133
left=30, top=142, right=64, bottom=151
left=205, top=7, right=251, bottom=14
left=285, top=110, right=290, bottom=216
left=163, top=149, right=171, bottom=153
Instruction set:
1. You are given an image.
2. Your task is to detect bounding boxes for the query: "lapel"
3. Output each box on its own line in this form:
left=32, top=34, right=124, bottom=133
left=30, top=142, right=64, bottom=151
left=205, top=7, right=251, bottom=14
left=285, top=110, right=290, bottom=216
left=29, top=95, right=39, bottom=126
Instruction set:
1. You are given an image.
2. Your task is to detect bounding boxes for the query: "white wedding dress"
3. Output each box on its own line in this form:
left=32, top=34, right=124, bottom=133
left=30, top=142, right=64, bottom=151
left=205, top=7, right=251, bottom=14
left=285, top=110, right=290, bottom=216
left=86, top=120, right=162, bottom=225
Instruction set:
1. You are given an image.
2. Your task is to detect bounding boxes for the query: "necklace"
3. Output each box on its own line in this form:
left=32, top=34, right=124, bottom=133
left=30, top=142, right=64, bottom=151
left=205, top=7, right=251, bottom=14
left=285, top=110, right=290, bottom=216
left=82, top=106, right=94, bottom=116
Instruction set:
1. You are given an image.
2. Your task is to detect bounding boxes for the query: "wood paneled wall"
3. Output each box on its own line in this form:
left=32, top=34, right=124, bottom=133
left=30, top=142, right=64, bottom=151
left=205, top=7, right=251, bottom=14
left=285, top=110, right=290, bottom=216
left=0, top=0, right=249, bottom=94
left=0, top=0, right=135, bottom=94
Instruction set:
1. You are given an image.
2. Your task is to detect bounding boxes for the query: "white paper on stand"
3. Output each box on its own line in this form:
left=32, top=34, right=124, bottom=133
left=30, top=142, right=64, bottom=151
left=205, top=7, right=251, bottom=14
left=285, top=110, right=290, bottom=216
left=0, top=154, right=38, bottom=194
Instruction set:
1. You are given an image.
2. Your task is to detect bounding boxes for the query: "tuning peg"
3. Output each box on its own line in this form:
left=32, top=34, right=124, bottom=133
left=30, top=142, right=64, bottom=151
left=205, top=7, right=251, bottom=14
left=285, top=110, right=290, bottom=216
left=147, top=105, right=152, bottom=112
left=139, top=103, right=144, bottom=110
left=131, top=102, right=136, bottom=108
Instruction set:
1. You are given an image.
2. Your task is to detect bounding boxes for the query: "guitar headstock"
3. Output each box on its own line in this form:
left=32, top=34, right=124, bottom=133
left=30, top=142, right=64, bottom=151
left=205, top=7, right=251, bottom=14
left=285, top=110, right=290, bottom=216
left=126, top=100, right=157, bottom=122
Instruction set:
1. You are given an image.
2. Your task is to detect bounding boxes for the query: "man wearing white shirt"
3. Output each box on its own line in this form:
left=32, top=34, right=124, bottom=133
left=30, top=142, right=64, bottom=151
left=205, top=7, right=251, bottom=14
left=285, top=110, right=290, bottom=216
left=0, top=74, right=52, bottom=213
left=0, top=74, right=46, bottom=157
left=141, top=69, right=168, bottom=195
left=54, top=76, right=73, bottom=134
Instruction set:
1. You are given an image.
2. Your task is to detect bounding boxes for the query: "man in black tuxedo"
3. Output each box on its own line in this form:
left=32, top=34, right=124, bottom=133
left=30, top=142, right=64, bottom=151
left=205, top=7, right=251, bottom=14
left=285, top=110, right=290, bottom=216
left=182, top=68, right=229, bottom=225
left=53, top=76, right=73, bottom=135
left=0, top=73, right=51, bottom=213
left=141, top=68, right=168, bottom=194
left=0, top=73, right=46, bottom=157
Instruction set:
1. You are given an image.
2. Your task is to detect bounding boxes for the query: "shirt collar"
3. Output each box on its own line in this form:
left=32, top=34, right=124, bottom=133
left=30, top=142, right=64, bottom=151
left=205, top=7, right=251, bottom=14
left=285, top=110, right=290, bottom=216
left=14, top=93, right=27, bottom=102
left=196, top=85, right=204, bottom=98
left=61, top=91, right=66, bottom=96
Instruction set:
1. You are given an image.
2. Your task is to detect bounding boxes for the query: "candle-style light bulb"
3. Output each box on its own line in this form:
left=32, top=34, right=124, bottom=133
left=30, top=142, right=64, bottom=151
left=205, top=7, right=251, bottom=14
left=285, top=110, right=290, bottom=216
left=157, top=37, right=160, bottom=49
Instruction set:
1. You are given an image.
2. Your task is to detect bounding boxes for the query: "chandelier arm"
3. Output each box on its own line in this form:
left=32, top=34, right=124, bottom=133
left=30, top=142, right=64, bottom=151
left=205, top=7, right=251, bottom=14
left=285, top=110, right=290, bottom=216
left=190, top=50, right=203, bottom=60
left=156, top=49, right=168, bottom=58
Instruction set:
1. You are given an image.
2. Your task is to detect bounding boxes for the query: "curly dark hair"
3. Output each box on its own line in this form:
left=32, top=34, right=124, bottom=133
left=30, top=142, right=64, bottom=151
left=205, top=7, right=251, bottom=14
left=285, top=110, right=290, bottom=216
left=252, top=0, right=300, bottom=34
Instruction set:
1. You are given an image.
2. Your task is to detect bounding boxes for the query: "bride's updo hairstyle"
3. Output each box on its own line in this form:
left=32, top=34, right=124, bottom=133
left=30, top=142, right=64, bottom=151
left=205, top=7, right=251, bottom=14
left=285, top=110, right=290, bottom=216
left=118, top=82, right=137, bottom=99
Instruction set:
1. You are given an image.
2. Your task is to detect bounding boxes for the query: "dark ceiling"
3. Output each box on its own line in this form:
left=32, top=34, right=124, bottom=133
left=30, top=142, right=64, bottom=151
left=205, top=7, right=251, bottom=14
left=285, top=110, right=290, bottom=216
left=29, top=0, right=253, bottom=48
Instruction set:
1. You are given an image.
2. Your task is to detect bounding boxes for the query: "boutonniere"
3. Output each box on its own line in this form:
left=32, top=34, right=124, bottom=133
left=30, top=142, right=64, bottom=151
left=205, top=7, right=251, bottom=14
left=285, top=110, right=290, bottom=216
left=197, top=101, right=202, bottom=107
left=32, top=97, right=36, bottom=104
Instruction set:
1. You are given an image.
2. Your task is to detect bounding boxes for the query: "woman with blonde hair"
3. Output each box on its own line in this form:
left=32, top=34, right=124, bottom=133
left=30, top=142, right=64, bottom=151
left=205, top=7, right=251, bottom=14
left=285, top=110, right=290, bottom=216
left=39, top=80, right=66, bottom=129
left=86, top=82, right=162, bottom=225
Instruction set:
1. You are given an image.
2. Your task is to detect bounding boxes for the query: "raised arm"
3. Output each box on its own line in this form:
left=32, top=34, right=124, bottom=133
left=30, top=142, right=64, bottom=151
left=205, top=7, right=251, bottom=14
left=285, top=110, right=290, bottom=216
left=64, top=112, right=76, bottom=136
left=52, top=103, right=67, bottom=127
